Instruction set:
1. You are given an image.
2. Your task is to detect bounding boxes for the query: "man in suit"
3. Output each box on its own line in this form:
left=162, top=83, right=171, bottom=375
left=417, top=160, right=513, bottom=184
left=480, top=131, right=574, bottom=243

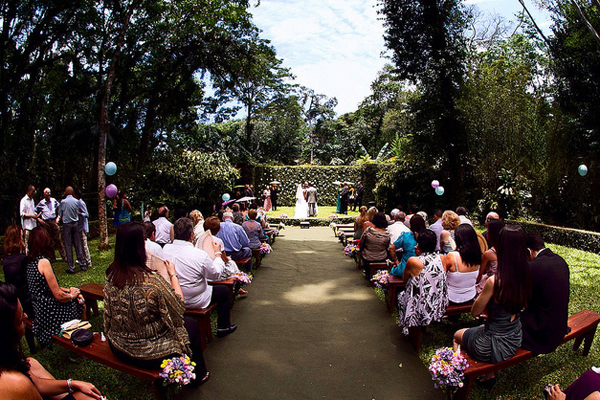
left=521, top=233, right=570, bottom=355
left=340, top=183, right=350, bottom=214
left=306, top=183, right=318, bottom=217
left=271, top=184, right=278, bottom=211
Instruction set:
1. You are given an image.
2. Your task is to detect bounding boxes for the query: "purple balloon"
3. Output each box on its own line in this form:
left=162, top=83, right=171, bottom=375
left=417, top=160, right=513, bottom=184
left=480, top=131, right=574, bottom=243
left=105, top=184, right=118, bottom=198
left=431, top=180, right=439, bottom=189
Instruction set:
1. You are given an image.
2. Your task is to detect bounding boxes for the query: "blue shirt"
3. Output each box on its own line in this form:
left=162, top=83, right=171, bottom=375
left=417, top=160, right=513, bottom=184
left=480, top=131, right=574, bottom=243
left=391, top=231, right=417, bottom=278
left=59, top=195, right=80, bottom=224
left=216, top=219, right=249, bottom=253
left=36, top=197, right=60, bottom=220
left=77, top=199, right=89, bottom=233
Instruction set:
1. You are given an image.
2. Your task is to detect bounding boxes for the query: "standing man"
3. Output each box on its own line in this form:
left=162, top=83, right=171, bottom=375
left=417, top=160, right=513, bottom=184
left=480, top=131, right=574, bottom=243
left=20, top=185, right=38, bottom=254
left=429, top=209, right=444, bottom=251
left=35, top=188, right=67, bottom=262
left=59, top=186, right=86, bottom=273
left=521, top=234, right=570, bottom=355
left=153, top=206, right=173, bottom=246
left=354, top=181, right=364, bottom=211
left=271, top=184, right=278, bottom=211
left=74, top=188, right=92, bottom=269
left=306, top=183, right=318, bottom=217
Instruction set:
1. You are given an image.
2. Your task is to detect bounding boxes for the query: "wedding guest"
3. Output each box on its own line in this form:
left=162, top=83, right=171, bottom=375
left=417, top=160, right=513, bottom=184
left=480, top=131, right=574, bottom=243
left=347, top=185, right=355, bottom=211
left=481, top=211, right=500, bottom=247
left=444, top=224, right=481, bottom=304
left=271, top=184, right=279, bottom=211
left=456, top=206, right=473, bottom=226
left=189, top=209, right=205, bottom=244
left=390, top=214, right=426, bottom=278
left=3, top=225, right=33, bottom=317
left=35, top=188, right=66, bottom=262
left=263, top=186, right=272, bottom=212
left=397, top=229, right=448, bottom=334
left=143, top=221, right=163, bottom=258
left=440, top=210, right=461, bottom=254
left=353, top=206, right=369, bottom=240
left=429, top=209, right=444, bottom=251
left=217, top=212, right=252, bottom=273
left=143, top=206, right=152, bottom=222
left=117, top=191, right=132, bottom=225
left=103, top=223, right=210, bottom=385
left=0, top=282, right=103, bottom=399
left=546, top=370, right=600, bottom=400
left=336, top=183, right=343, bottom=214
left=163, top=218, right=236, bottom=338
left=152, top=206, right=173, bottom=246
left=26, top=227, right=84, bottom=347
left=59, top=186, right=85, bottom=273
left=387, top=209, right=410, bottom=243
left=476, top=218, right=504, bottom=294
left=403, top=204, right=419, bottom=229
left=74, top=189, right=92, bottom=270
left=453, top=225, right=532, bottom=385
left=231, top=203, right=244, bottom=225
left=20, top=185, right=38, bottom=255
left=360, top=212, right=397, bottom=278
left=242, top=210, right=267, bottom=249
left=521, top=233, right=570, bottom=355
left=354, top=181, right=364, bottom=211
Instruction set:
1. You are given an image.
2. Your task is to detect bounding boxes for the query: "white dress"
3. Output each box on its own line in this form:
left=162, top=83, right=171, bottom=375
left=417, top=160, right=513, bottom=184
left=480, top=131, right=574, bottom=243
left=293, top=184, right=309, bottom=218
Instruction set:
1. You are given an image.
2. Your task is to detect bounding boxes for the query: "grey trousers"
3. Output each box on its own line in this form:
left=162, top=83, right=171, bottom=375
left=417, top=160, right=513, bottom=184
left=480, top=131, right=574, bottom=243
left=63, top=222, right=84, bottom=270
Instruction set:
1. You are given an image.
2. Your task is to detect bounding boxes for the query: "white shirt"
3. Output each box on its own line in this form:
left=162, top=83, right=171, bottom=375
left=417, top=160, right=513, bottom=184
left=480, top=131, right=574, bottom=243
left=20, top=194, right=37, bottom=231
left=153, top=217, right=173, bottom=244
left=459, top=215, right=473, bottom=226
left=387, top=221, right=411, bottom=243
left=145, top=239, right=163, bottom=259
left=162, top=240, right=225, bottom=309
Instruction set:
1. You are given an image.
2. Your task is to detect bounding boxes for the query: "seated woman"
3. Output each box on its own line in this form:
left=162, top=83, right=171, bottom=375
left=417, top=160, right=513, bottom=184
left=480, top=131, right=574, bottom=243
left=189, top=209, right=204, bottom=245
left=25, top=227, right=84, bottom=348
left=453, top=225, right=532, bottom=384
left=360, top=212, right=396, bottom=278
left=445, top=224, right=482, bottom=305
left=353, top=206, right=368, bottom=240
left=0, top=282, right=102, bottom=399
left=3, top=225, right=33, bottom=318
left=398, top=229, right=448, bottom=335
left=242, top=209, right=267, bottom=249
left=390, top=214, right=426, bottom=278
left=547, top=369, right=600, bottom=400
left=440, top=210, right=461, bottom=254
left=103, top=223, right=209, bottom=384
left=476, top=219, right=504, bottom=295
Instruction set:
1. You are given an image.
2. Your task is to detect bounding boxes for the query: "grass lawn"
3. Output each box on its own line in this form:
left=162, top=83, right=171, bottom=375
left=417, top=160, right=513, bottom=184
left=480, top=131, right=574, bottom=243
left=2, top=232, right=599, bottom=399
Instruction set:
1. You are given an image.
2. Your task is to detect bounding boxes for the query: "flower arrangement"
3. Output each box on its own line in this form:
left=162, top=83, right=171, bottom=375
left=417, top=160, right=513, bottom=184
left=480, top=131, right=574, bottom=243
left=232, top=271, right=252, bottom=285
left=259, top=243, right=272, bottom=255
left=279, top=213, right=289, bottom=219
left=429, top=347, right=469, bottom=395
left=328, top=214, right=338, bottom=219
left=371, top=269, right=390, bottom=289
left=159, top=355, right=196, bottom=389
left=344, top=244, right=358, bottom=257
left=271, top=228, right=279, bottom=236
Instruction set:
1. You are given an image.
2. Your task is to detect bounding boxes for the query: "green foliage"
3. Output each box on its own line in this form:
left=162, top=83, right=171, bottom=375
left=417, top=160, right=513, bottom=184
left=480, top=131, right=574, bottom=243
left=139, top=150, right=239, bottom=212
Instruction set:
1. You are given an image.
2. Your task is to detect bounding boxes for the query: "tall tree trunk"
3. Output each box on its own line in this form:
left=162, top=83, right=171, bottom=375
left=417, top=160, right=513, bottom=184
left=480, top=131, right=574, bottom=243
left=97, top=0, right=138, bottom=250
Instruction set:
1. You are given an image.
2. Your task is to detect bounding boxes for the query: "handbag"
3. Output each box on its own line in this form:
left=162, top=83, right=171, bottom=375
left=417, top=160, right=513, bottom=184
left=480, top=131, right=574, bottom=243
left=71, top=328, right=94, bottom=347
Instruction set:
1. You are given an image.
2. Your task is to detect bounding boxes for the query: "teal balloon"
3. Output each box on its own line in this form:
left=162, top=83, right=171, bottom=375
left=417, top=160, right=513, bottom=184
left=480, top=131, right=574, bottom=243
left=105, top=162, right=117, bottom=176
left=222, top=193, right=231, bottom=201
left=435, top=186, right=445, bottom=196
left=578, top=164, right=588, bottom=177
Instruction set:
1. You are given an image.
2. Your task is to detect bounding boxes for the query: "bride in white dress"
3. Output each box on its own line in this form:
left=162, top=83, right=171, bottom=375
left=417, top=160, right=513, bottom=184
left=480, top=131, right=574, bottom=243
left=293, top=183, right=309, bottom=218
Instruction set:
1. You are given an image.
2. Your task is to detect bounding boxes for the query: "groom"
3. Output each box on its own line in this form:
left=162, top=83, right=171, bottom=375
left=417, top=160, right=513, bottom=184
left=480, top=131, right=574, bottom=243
left=306, top=183, right=318, bottom=217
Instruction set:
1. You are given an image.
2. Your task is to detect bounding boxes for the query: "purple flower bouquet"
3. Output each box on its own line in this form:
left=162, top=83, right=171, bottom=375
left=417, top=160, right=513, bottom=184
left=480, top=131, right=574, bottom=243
left=160, top=355, right=196, bottom=388
left=429, top=347, right=469, bottom=396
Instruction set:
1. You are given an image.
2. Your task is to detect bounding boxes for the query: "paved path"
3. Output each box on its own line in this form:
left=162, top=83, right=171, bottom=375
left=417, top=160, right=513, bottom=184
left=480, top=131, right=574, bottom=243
left=183, top=227, right=443, bottom=400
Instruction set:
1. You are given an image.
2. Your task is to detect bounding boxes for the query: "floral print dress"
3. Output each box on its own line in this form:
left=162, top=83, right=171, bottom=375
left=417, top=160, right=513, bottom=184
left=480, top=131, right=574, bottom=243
left=397, top=252, right=448, bottom=335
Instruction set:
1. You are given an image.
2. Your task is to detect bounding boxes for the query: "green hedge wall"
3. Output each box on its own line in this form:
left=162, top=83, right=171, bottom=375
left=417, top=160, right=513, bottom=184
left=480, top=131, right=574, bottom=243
left=506, top=219, right=600, bottom=253
left=254, top=165, right=363, bottom=206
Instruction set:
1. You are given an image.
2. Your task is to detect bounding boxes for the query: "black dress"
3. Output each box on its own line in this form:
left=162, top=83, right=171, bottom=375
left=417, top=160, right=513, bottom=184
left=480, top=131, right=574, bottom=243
left=3, top=253, right=34, bottom=317
left=26, top=256, right=83, bottom=347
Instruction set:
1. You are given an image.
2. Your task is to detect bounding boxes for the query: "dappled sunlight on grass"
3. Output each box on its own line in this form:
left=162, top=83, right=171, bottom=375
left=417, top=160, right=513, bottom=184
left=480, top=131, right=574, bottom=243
left=283, top=280, right=372, bottom=304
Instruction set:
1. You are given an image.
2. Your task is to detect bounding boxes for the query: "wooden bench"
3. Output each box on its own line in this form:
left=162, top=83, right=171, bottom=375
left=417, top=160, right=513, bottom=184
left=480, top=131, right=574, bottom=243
left=251, top=248, right=263, bottom=269
left=53, top=333, right=165, bottom=399
left=184, top=303, right=217, bottom=350
left=385, top=275, right=406, bottom=313
left=79, top=282, right=104, bottom=320
left=455, top=309, right=600, bottom=399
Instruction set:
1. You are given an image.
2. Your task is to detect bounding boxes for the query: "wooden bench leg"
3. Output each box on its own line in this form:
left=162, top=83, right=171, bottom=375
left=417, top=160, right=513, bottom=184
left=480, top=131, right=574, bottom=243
left=581, top=325, right=598, bottom=356
left=84, top=298, right=99, bottom=321
left=454, top=376, right=474, bottom=400
left=408, top=326, right=422, bottom=352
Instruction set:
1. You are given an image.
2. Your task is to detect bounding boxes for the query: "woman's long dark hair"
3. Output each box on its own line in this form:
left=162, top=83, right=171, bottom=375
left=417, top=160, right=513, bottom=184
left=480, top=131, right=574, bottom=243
left=495, top=225, right=532, bottom=314
left=106, top=222, right=152, bottom=289
left=487, top=219, right=505, bottom=249
left=455, top=224, right=482, bottom=267
left=0, top=283, right=29, bottom=375
left=27, top=226, right=54, bottom=260
left=409, top=214, right=426, bottom=236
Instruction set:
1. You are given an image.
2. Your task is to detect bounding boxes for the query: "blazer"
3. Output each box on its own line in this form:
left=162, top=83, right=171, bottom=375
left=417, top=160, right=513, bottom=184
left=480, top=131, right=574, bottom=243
left=520, top=248, right=570, bottom=354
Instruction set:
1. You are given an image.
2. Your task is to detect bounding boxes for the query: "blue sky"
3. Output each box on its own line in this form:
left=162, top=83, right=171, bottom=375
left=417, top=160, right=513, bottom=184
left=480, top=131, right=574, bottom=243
left=250, top=0, right=552, bottom=116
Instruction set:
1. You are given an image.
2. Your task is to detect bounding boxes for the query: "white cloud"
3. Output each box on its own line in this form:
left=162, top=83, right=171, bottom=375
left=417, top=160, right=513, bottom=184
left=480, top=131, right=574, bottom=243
left=251, top=0, right=387, bottom=115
